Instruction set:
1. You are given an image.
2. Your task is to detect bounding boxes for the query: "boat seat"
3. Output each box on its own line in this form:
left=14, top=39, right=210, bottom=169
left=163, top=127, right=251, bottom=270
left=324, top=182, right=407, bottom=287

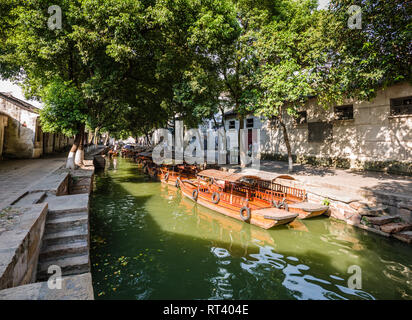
left=288, top=202, right=329, bottom=212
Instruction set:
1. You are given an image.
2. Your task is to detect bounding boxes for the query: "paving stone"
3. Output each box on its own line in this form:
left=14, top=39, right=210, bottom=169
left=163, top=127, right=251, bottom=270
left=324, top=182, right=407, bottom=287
left=0, top=273, right=94, bottom=300
left=46, top=194, right=89, bottom=214
left=28, top=172, right=69, bottom=196
left=0, top=157, right=66, bottom=209
left=380, top=223, right=412, bottom=234
left=12, top=192, right=46, bottom=206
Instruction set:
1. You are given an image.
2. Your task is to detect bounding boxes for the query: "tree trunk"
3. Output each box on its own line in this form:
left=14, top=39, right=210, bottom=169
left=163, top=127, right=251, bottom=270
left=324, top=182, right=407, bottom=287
left=66, top=132, right=81, bottom=169
left=104, top=132, right=110, bottom=146
left=93, top=127, right=100, bottom=145
left=75, top=126, right=85, bottom=166
left=218, top=107, right=226, bottom=133
left=238, top=114, right=244, bottom=167
left=279, top=119, right=293, bottom=172
left=88, top=129, right=94, bottom=145
left=145, top=132, right=151, bottom=146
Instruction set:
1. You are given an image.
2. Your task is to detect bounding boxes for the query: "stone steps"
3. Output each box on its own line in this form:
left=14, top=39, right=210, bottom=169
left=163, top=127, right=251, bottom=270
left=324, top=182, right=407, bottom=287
left=358, top=205, right=389, bottom=216
left=359, top=213, right=412, bottom=243
left=69, top=188, right=89, bottom=195
left=37, top=254, right=90, bottom=281
left=37, top=191, right=91, bottom=282
left=37, top=206, right=90, bottom=281
left=363, top=215, right=400, bottom=226
left=46, top=194, right=89, bottom=214
left=69, top=176, right=93, bottom=195
left=42, top=225, right=89, bottom=246
left=0, top=273, right=94, bottom=300
left=29, top=171, right=69, bottom=196
left=45, top=211, right=88, bottom=232
left=380, top=222, right=412, bottom=234
left=393, top=231, right=412, bottom=244
left=39, top=239, right=88, bottom=261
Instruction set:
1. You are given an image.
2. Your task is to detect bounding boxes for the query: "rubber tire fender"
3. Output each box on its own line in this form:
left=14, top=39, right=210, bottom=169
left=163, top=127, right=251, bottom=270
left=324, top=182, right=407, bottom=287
left=211, top=192, right=220, bottom=204
left=192, top=189, right=199, bottom=201
left=240, top=207, right=251, bottom=222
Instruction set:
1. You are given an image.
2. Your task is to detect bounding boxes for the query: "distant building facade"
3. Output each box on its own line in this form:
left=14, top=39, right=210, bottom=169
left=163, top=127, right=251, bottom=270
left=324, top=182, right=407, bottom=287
left=223, top=82, right=412, bottom=174
left=0, top=92, right=72, bottom=159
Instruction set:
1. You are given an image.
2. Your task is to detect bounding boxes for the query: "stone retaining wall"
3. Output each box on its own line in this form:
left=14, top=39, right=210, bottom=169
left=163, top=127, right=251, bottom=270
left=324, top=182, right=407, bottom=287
left=307, top=190, right=412, bottom=243
left=0, top=204, right=48, bottom=289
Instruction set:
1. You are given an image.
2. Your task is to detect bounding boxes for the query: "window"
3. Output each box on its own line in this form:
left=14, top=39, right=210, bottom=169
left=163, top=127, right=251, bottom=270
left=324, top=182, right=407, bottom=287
left=228, top=120, right=236, bottom=129
left=308, top=122, right=333, bottom=143
left=390, top=96, right=412, bottom=116
left=295, top=111, right=307, bottom=125
left=246, top=118, right=254, bottom=128
left=334, top=105, right=353, bottom=120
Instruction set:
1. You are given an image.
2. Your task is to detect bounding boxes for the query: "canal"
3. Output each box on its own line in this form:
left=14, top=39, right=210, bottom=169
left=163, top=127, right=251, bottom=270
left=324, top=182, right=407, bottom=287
left=90, top=158, right=412, bottom=300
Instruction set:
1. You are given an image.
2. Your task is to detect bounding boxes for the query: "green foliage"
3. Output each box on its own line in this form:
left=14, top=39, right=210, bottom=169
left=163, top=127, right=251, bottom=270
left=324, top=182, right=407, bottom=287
left=250, top=0, right=322, bottom=119
left=317, top=0, right=412, bottom=105
left=322, top=198, right=330, bottom=206
left=1, top=0, right=410, bottom=146
left=39, top=78, right=87, bottom=137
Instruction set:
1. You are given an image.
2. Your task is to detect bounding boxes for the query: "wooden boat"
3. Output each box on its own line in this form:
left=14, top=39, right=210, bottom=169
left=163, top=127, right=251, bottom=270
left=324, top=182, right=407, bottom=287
left=178, top=170, right=299, bottom=229
left=136, top=151, right=153, bottom=167
left=158, top=164, right=198, bottom=187
left=159, top=184, right=277, bottom=255
left=249, top=174, right=329, bottom=219
left=108, top=149, right=119, bottom=157
left=145, top=163, right=158, bottom=179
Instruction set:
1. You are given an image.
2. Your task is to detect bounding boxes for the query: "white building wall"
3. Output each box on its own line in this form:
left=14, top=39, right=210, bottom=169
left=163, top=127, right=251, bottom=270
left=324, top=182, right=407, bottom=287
left=0, top=97, right=39, bottom=158
left=260, top=82, right=412, bottom=170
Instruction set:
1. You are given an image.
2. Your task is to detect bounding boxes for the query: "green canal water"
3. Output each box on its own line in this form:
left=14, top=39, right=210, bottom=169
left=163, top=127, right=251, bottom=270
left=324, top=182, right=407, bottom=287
left=90, top=158, right=412, bottom=300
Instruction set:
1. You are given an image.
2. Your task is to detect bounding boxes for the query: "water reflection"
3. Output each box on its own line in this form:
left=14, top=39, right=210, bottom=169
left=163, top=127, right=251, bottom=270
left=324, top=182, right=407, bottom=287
left=90, top=158, right=412, bottom=300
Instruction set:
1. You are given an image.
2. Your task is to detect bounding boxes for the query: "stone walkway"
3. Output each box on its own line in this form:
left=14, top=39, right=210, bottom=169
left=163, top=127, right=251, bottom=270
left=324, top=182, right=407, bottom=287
left=0, top=155, right=66, bottom=209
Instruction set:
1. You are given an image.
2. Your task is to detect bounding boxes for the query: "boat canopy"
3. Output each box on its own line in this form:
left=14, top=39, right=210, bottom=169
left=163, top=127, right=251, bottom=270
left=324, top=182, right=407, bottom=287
left=197, top=169, right=295, bottom=184
left=197, top=169, right=244, bottom=182
left=271, top=175, right=295, bottom=182
left=138, top=152, right=152, bottom=157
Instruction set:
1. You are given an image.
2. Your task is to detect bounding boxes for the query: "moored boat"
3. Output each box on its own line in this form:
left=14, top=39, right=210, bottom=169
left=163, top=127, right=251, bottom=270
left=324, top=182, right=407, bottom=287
left=158, top=164, right=199, bottom=187
left=250, top=174, right=329, bottom=219
left=178, top=170, right=299, bottom=229
left=136, top=151, right=153, bottom=167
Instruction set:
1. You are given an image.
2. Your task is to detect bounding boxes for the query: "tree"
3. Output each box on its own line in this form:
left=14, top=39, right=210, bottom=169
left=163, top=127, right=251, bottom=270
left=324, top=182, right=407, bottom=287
left=317, top=0, right=412, bottom=106
left=250, top=0, right=411, bottom=172
left=39, top=78, right=87, bottom=168
left=0, top=0, right=152, bottom=167
left=248, top=0, right=324, bottom=171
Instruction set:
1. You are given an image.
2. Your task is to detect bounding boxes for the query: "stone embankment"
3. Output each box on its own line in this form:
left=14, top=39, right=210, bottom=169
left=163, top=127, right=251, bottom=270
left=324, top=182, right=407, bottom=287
left=224, top=163, right=412, bottom=245
left=0, top=147, right=107, bottom=299
left=306, top=183, right=412, bottom=244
